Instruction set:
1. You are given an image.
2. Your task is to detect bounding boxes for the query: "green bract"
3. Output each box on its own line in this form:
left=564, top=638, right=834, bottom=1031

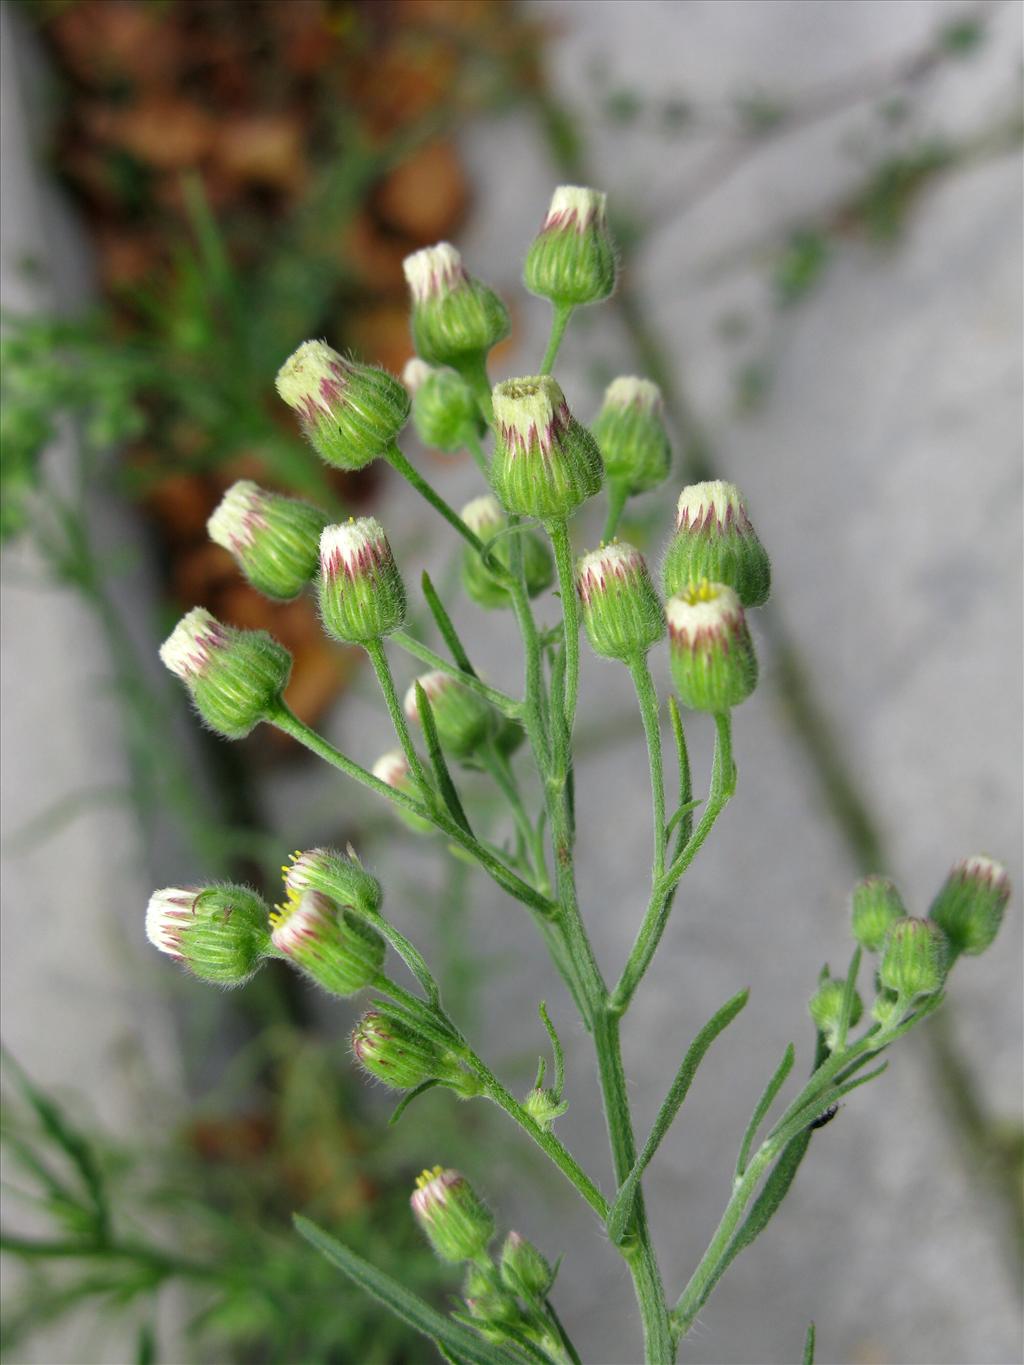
left=808, top=977, right=864, bottom=1051
left=523, top=185, right=618, bottom=307
left=283, top=846, right=384, bottom=917
left=663, top=480, right=771, bottom=608
left=271, top=888, right=384, bottom=997
left=404, top=359, right=485, bottom=452
left=591, top=377, right=672, bottom=495
left=851, top=876, right=906, bottom=953
left=405, top=671, right=495, bottom=759
left=576, top=541, right=665, bottom=661
left=666, top=581, right=758, bottom=712
left=403, top=243, right=509, bottom=371
left=490, top=375, right=603, bottom=521
left=879, top=918, right=948, bottom=999
left=317, top=517, right=406, bottom=644
left=145, top=884, right=270, bottom=985
left=207, top=480, right=328, bottom=601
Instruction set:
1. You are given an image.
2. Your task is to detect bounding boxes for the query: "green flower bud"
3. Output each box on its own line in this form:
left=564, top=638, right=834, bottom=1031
left=275, top=340, right=409, bottom=470
left=282, top=846, right=383, bottom=916
left=404, top=671, right=495, bottom=758
left=523, top=186, right=617, bottom=308
left=491, top=375, right=603, bottom=521
left=576, top=541, right=665, bottom=661
left=666, top=581, right=758, bottom=713
left=372, top=750, right=434, bottom=834
left=851, top=876, right=906, bottom=953
left=207, top=480, right=327, bottom=601
left=146, top=884, right=270, bottom=985
left=271, top=889, right=384, bottom=997
left=403, top=243, right=510, bottom=371
left=871, top=989, right=903, bottom=1029
left=522, top=1087, right=568, bottom=1130
left=500, top=1231, right=554, bottom=1301
left=879, top=918, right=948, bottom=1001
left=464, top=1266, right=521, bottom=1337
left=403, top=359, right=485, bottom=453
left=459, top=494, right=553, bottom=609
left=808, top=977, right=864, bottom=1051
left=352, top=1010, right=474, bottom=1094
left=160, top=607, right=291, bottom=739
left=317, top=518, right=406, bottom=643
left=663, top=481, right=771, bottom=608
left=928, top=855, right=1010, bottom=958
left=591, top=377, right=671, bottom=496
left=411, top=1166, right=495, bottom=1262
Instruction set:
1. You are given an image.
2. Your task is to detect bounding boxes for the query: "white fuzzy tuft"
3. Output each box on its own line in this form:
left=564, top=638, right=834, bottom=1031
left=959, top=855, right=1008, bottom=885
left=492, top=375, right=568, bottom=455
left=402, top=358, right=435, bottom=393
left=402, top=243, right=466, bottom=303
left=546, top=185, right=607, bottom=229
left=275, top=339, right=347, bottom=411
left=460, top=494, right=505, bottom=534
left=271, top=889, right=334, bottom=955
left=207, top=480, right=267, bottom=553
left=319, top=517, right=388, bottom=575
left=159, top=607, right=225, bottom=681
left=675, top=480, right=745, bottom=531
left=372, top=749, right=411, bottom=788
left=404, top=670, right=452, bottom=722
left=145, top=887, right=197, bottom=957
left=603, top=376, right=662, bottom=412
left=665, top=583, right=743, bottom=635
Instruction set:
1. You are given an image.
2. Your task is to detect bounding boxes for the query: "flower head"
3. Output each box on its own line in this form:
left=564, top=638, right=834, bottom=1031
left=490, top=376, right=603, bottom=520
left=207, top=480, right=327, bottom=601
left=160, top=608, right=291, bottom=738
left=524, top=186, right=617, bottom=307
left=145, top=884, right=270, bottom=985
left=665, top=580, right=758, bottom=712
left=318, top=518, right=406, bottom=643
left=576, top=541, right=665, bottom=661
left=664, top=481, right=771, bottom=607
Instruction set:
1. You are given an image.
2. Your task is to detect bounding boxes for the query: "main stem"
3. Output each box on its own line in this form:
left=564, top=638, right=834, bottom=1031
left=547, top=518, right=580, bottom=744
left=364, top=638, right=432, bottom=799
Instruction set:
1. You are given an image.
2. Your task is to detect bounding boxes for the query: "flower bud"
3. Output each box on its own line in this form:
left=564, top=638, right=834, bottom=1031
left=808, top=977, right=863, bottom=1051
left=282, top=846, right=382, bottom=917
left=879, top=918, right=948, bottom=1001
left=271, top=889, right=384, bottom=997
left=576, top=541, right=665, bottom=661
left=851, top=876, right=906, bottom=953
left=871, top=989, right=903, bottom=1030
left=207, top=480, right=328, bottom=601
left=459, top=494, right=553, bottom=610
left=403, top=243, right=510, bottom=371
left=404, top=671, right=494, bottom=758
left=275, top=340, right=409, bottom=470
left=145, top=884, right=270, bottom=985
left=491, top=375, right=603, bottom=521
left=463, top=1267, right=520, bottom=1339
left=353, top=1010, right=472, bottom=1093
left=372, top=750, right=434, bottom=834
left=928, top=855, right=1010, bottom=958
left=666, top=581, right=758, bottom=713
left=411, top=1166, right=495, bottom=1263
left=523, top=1087, right=568, bottom=1130
left=317, top=518, right=406, bottom=643
left=500, top=1231, right=554, bottom=1301
left=591, top=377, right=671, bottom=496
left=663, top=481, right=771, bottom=608
left=523, top=186, right=617, bottom=308
left=406, top=363, right=485, bottom=453
left=160, top=607, right=291, bottom=739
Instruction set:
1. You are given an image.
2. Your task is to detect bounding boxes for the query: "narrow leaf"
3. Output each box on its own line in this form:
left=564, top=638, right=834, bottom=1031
left=415, top=682, right=472, bottom=836
left=293, top=1215, right=521, bottom=1365
left=422, top=571, right=476, bottom=675
left=608, top=989, right=748, bottom=1244
left=664, top=798, right=703, bottom=843
left=835, top=946, right=862, bottom=1051
left=735, top=1043, right=795, bottom=1180
left=668, top=697, right=693, bottom=849
left=803, top=1321, right=816, bottom=1365
left=538, top=1002, right=565, bottom=1097
left=388, top=1080, right=441, bottom=1126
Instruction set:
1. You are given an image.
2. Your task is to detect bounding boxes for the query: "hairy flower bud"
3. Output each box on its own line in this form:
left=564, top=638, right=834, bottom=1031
left=459, top=494, right=553, bottom=609
left=666, top=581, right=758, bottom=713
left=275, top=340, right=409, bottom=470
left=808, top=977, right=864, bottom=1051
left=282, top=846, right=383, bottom=917
left=404, top=671, right=494, bottom=758
left=928, top=855, right=1010, bottom=958
left=664, top=481, right=771, bottom=608
left=146, top=884, right=270, bottom=985
left=403, top=243, right=510, bottom=371
left=879, top=918, right=948, bottom=1001
left=576, top=541, right=665, bottom=661
left=490, top=375, right=603, bottom=521
left=160, top=607, right=291, bottom=738
left=522, top=1087, right=568, bottom=1130
left=207, top=480, right=327, bottom=601
left=372, top=750, right=434, bottom=834
left=411, top=1166, right=495, bottom=1262
left=591, top=377, right=671, bottom=496
left=352, top=1010, right=472, bottom=1093
left=317, top=518, right=406, bottom=643
left=271, top=888, right=384, bottom=997
left=405, top=362, right=484, bottom=452
left=523, top=186, right=617, bottom=307
left=851, top=876, right=906, bottom=953
left=500, top=1231, right=554, bottom=1301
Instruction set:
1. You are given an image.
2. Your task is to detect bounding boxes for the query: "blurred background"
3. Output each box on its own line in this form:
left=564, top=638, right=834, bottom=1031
left=1, top=1, right=1021, bottom=1362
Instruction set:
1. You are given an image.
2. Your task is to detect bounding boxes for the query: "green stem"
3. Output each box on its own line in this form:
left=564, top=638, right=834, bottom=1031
left=391, top=630, right=522, bottom=719
left=602, top=481, right=629, bottom=543
left=628, top=654, right=666, bottom=886
left=540, top=302, right=574, bottom=375
left=610, top=712, right=732, bottom=1016
left=454, top=354, right=494, bottom=425
left=547, top=518, right=580, bottom=747
left=480, top=742, right=551, bottom=897
left=383, top=442, right=488, bottom=558
left=364, top=638, right=432, bottom=799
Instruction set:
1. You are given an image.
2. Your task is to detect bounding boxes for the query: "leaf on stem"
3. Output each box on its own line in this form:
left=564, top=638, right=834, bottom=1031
left=607, top=989, right=749, bottom=1245
left=388, top=1080, right=441, bottom=1126
left=538, top=1001, right=565, bottom=1098
left=422, top=571, right=476, bottom=676
left=415, top=681, right=473, bottom=836
left=735, top=1043, right=795, bottom=1180
left=668, top=697, right=693, bottom=849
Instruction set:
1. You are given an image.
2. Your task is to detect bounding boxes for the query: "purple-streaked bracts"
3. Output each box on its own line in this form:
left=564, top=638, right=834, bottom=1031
left=928, top=855, right=1010, bottom=958
left=576, top=541, right=664, bottom=661
left=663, top=480, right=771, bottom=608
left=282, top=846, right=382, bottom=917
left=403, top=242, right=509, bottom=371
left=411, top=1166, right=495, bottom=1262
left=352, top=1011, right=476, bottom=1095
left=275, top=339, right=409, bottom=470
left=145, top=884, right=270, bottom=985
left=665, top=581, right=757, bottom=713
left=207, top=479, right=328, bottom=601
left=591, top=377, right=671, bottom=496
left=318, top=517, right=406, bottom=643
left=523, top=185, right=617, bottom=308
left=270, top=888, right=384, bottom=997
left=160, top=606, right=291, bottom=738
left=490, top=375, right=603, bottom=521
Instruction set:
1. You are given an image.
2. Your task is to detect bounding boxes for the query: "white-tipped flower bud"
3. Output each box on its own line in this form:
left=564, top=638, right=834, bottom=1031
left=576, top=541, right=665, bottom=662
left=928, top=855, right=1010, bottom=959
left=523, top=186, right=617, bottom=308
left=500, top=1231, right=554, bottom=1301
left=666, top=581, right=758, bottom=713
left=317, top=517, right=406, bottom=643
left=282, top=846, right=383, bottom=916
left=404, top=671, right=494, bottom=758
left=401, top=358, right=434, bottom=394
left=664, top=481, right=771, bottom=608
left=271, top=888, right=384, bottom=997
left=275, top=340, right=409, bottom=470
left=160, top=607, right=291, bottom=739
left=491, top=375, right=603, bottom=521
left=459, top=494, right=552, bottom=609
left=207, top=480, right=327, bottom=601
left=409, top=365, right=484, bottom=453
left=403, top=243, right=510, bottom=372
left=352, top=1011, right=476, bottom=1095
left=591, top=377, right=671, bottom=496
left=411, top=1166, right=495, bottom=1263
left=373, top=750, right=434, bottom=834
left=146, top=884, right=270, bottom=985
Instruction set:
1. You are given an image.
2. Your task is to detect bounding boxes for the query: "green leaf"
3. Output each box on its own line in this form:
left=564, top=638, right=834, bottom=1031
left=667, top=697, right=693, bottom=850
left=538, top=1002, right=565, bottom=1097
left=735, top=1043, right=795, bottom=1180
left=388, top=1080, right=441, bottom=1126
left=365, top=911, right=441, bottom=1008
left=293, top=1216, right=522, bottom=1365
left=835, top=946, right=862, bottom=1051
left=803, top=1320, right=816, bottom=1365
left=608, top=989, right=749, bottom=1244
left=422, top=571, right=476, bottom=676
left=415, top=682, right=472, bottom=836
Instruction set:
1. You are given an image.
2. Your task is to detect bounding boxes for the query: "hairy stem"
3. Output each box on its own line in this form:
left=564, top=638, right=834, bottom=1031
left=391, top=630, right=522, bottom=718
left=540, top=302, right=574, bottom=375
left=364, top=638, right=432, bottom=799
left=602, top=480, right=629, bottom=543
left=547, top=518, right=580, bottom=746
